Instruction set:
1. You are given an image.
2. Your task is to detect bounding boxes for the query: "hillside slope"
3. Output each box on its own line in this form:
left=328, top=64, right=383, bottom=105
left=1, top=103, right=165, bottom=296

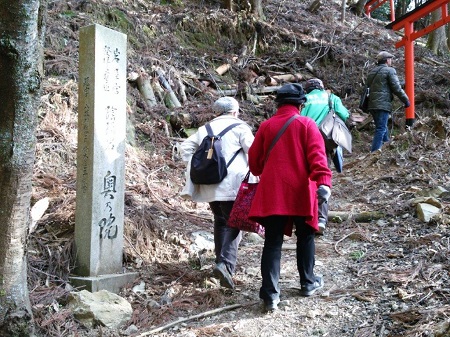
left=30, top=0, right=450, bottom=336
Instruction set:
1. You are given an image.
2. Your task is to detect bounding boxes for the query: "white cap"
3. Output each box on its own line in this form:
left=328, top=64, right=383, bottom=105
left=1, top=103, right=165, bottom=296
left=212, top=97, right=239, bottom=115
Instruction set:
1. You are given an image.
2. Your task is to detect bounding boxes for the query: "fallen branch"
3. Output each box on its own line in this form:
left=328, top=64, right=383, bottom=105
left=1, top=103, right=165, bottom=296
left=136, top=301, right=259, bottom=336
left=422, top=56, right=449, bottom=67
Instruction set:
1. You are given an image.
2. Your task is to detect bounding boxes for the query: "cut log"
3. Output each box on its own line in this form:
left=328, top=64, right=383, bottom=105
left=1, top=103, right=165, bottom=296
left=174, top=76, right=187, bottom=103
left=219, top=85, right=282, bottom=96
left=305, top=62, right=314, bottom=73
left=155, top=68, right=182, bottom=108
left=264, top=76, right=278, bottom=86
left=168, top=112, right=194, bottom=130
left=136, top=72, right=158, bottom=107
left=272, top=73, right=304, bottom=83
left=215, top=63, right=231, bottom=75
left=328, top=210, right=385, bottom=223
left=152, top=78, right=165, bottom=103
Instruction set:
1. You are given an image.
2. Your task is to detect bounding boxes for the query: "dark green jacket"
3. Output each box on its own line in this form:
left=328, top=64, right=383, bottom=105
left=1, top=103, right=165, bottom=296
left=367, top=64, right=409, bottom=112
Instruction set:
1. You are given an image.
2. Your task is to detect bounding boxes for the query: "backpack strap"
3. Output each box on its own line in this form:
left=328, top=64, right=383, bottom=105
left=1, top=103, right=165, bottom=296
left=218, top=123, right=242, bottom=137
left=225, top=148, right=241, bottom=167
left=207, top=122, right=244, bottom=168
left=205, top=123, right=214, bottom=137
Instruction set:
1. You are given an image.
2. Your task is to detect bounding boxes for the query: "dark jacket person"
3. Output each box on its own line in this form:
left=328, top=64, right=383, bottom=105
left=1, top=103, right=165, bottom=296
left=367, top=51, right=409, bottom=152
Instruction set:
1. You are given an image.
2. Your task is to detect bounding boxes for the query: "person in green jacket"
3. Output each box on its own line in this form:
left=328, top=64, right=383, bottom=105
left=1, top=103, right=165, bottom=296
left=301, top=78, right=350, bottom=235
left=302, top=78, right=350, bottom=128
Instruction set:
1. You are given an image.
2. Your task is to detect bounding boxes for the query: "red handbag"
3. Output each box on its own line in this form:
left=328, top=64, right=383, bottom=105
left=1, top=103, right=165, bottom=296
left=228, top=171, right=264, bottom=235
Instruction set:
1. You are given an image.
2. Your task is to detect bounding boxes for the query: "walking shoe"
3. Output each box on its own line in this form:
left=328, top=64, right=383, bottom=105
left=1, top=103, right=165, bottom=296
left=264, top=298, right=280, bottom=312
left=300, top=276, right=324, bottom=297
left=316, top=221, right=326, bottom=236
left=213, top=262, right=234, bottom=289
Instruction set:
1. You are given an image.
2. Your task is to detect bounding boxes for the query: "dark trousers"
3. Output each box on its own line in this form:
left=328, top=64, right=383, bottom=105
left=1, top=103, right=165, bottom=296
left=209, top=201, right=242, bottom=275
left=259, top=216, right=316, bottom=303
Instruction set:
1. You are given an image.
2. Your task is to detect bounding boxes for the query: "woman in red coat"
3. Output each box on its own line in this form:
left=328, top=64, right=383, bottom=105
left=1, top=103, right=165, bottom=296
left=248, top=83, right=332, bottom=312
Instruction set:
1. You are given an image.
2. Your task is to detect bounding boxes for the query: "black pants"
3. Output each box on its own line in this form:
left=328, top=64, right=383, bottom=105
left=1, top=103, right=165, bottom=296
left=259, top=216, right=316, bottom=303
left=209, top=201, right=242, bottom=275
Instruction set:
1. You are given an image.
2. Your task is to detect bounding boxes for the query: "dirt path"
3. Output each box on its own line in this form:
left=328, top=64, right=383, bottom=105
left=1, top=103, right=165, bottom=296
left=131, top=140, right=450, bottom=337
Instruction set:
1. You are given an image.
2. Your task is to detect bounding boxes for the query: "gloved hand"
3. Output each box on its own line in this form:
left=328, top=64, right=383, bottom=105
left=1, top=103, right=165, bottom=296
left=317, top=185, right=331, bottom=203
left=404, top=101, right=410, bottom=108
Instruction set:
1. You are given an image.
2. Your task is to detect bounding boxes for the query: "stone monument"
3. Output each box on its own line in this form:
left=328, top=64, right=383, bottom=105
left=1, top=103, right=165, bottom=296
left=71, top=24, right=137, bottom=293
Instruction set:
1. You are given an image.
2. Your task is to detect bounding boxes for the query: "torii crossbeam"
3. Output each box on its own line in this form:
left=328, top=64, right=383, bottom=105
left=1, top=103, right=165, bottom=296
left=386, top=0, right=450, bottom=126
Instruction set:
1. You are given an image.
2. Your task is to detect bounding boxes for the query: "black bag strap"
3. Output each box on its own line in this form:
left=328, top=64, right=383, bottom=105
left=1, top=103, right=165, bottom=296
left=205, top=122, right=243, bottom=168
left=367, top=67, right=383, bottom=90
left=265, top=114, right=299, bottom=163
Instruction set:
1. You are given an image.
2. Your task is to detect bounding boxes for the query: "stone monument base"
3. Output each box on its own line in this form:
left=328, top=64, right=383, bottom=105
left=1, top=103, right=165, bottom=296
left=69, top=272, right=139, bottom=294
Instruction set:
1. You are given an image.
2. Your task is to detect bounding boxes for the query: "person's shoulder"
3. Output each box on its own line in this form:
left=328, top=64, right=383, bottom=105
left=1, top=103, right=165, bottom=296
left=306, top=89, right=324, bottom=96
left=297, top=115, right=316, bottom=125
left=387, top=66, right=398, bottom=75
left=369, top=65, right=379, bottom=73
left=235, top=120, right=253, bottom=132
left=330, top=92, right=340, bottom=99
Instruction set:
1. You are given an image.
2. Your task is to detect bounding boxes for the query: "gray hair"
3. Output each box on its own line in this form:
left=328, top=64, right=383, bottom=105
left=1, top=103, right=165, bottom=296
left=212, top=97, right=239, bottom=115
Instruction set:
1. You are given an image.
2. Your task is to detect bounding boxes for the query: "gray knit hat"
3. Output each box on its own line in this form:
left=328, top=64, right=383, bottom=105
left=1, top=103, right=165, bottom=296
left=212, top=97, right=239, bottom=115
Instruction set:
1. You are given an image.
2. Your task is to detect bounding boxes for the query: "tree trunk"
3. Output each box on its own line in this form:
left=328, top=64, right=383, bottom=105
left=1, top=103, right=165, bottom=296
left=341, top=0, right=346, bottom=22
left=354, top=0, right=367, bottom=16
left=0, top=0, right=46, bottom=335
left=224, top=0, right=233, bottom=11
left=426, top=9, right=449, bottom=56
left=224, top=0, right=263, bottom=18
left=249, top=0, right=264, bottom=18
left=308, top=0, right=321, bottom=13
left=395, top=0, right=411, bottom=18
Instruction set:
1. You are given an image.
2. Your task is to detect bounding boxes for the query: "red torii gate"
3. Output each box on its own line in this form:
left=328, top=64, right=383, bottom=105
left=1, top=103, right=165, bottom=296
left=386, top=0, right=450, bottom=127
left=365, top=0, right=395, bottom=22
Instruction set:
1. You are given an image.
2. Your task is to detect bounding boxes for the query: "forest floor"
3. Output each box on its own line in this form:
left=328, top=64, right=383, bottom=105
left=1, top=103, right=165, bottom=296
left=29, top=0, right=450, bottom=336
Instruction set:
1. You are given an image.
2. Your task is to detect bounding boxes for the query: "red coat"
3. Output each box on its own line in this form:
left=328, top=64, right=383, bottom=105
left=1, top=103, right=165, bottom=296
left=248, top=105, right=332, bottom=235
